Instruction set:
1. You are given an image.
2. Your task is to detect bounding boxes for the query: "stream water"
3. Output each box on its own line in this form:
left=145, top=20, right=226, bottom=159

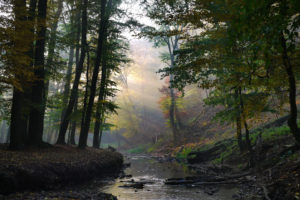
left=100, top=155, right=238, bottom=200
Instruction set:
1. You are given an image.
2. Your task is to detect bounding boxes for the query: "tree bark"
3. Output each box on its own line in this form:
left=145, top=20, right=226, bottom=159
left=9, top=0, right=32, bottom=150
left=281, top=35, right=300, bottom=144
left=78, top=0, right=112, bottom=148
left=57, top=0, right=88, bottom=144
left=10, top=88, right=27, bottom=149
left=27, top=0, right=48, bottom=147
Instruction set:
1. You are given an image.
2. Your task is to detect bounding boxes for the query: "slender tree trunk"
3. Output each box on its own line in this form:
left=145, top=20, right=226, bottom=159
left=235, top=89, right=243, bottom=152
left=70, top=98, right=78, bottom=145
left=70, top=119, right=77, bottom=145
left=78, top=0, right=112, bottom=148
left=44, top=0, right=63, bottom=100
left=0, top=121, right=4, bottom=143
left=27, top=0, right=48, bottom=147
left=239, top=88, right=254, bottom=167
left=281, top=35, right=300, bottom=144
left=60, top=44, right=75, bottom=126
left=243, top=118, right=254, bottom=167
left=60, top=3, right=75, bottom=126
left=47, top=125, right=54, bottom=143
left=169, top=83, right=179, bottom=145
left=68, top=11, right=81, bottom=146
left=57, top=0, right=88, bottom=144
left=166, top=36, right=180, bottom=145
left=74, top=7, right=81, bottom=67
left=6, top=127, right=10, bottom=143
left=98, top=117, right=106, bottom=148
left=175, top=105, right=184, bottom=130
left=236, top=116, right=243, bottom=151
left=93, top=54, right=108, bottom=148
left=80, top=46, right=90, bottom=132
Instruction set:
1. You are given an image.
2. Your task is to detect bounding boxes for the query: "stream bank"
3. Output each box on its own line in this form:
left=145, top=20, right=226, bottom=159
left=0, top=144, right=123, bottom=198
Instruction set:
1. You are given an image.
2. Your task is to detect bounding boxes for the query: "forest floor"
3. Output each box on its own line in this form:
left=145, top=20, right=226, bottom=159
left=0, top=145, right=123, bottom=199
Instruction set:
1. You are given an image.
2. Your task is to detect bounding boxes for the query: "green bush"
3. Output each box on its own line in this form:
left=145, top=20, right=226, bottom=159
left=176, top=146, right=194, bottom=161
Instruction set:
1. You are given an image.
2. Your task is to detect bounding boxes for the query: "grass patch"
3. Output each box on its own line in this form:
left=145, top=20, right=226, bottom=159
left=212, top=123, right=294, bottom=164
left=176, top=146, right=194, bottom=161
left=126, top=144, right=150, bottom=154
left=250, top=125, right=290, bottom=144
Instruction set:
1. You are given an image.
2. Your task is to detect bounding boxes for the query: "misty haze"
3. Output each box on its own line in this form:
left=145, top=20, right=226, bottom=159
left=0, top=0, right=299, bottom=200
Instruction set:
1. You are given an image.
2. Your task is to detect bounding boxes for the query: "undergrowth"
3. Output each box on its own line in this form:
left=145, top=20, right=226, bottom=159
left=174, top=122, right=295, bottom=164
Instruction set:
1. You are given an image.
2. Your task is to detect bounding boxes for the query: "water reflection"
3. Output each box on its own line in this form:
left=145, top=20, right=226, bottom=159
left=100, top=155, right=237, bottom=200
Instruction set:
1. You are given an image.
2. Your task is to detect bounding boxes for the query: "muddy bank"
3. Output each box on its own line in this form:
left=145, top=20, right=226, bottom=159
left=184, top=135, right=300, bottom=199
left=0, top=145, right=123, bottom=195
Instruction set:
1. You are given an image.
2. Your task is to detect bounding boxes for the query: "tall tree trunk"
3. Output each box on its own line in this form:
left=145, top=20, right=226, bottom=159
left=22, top=0, right=37, bottom=145
left=70, top=98, right=78, bottom=145
left=166, top=35, right=180, bottom=145
left=243, top=118, right=254, bottom=168
left=60, top=43, right=75, bottom=128
left=236, top=116, right=243, bottom=151
left=70, top=117, right=77, bottom=145
left=175, top=105, right=184, bottom=130
left=57, top=0, right=88, bottom=144
left=46, top=120, right=54, bottom=143
left=93, top=53, right=108, bottom=148
left=169, top=83, right=179, bottom=145
left=281, top=35, right=300, bottom=144
left=27, top=0, right=48, bottom=147
left=80, top=45, right=90, bottom=133
left=9, top=0, right=30, bottom=150
left=239, top=88, right=254, bottom=167
left=44, top=0, right=63, bottom=105
left=10, top=89, right=26, bottom=149
left=98, top=117, right=106, bottom=148
left=235, top=89, right=243, bottom=152
left=0, top=121, right=5, bottom=143
left=68, top=11, right=81, bottom=146
left=78, top=0, right=112, bottom=148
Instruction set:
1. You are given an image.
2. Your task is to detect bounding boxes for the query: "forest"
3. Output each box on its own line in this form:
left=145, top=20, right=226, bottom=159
left=0, top=0, right=300, bottom=199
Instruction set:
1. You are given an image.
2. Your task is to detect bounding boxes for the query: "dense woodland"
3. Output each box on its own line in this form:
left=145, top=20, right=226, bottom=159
left=0, top=0, right=139, bottom=149
left=0, top=0, right=300, bottom=199
left=0, top=0, right=299, bottom=172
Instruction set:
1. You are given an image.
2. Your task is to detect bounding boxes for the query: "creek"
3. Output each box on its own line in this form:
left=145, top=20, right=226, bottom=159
left=100, top=155, right=238, bottom=200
